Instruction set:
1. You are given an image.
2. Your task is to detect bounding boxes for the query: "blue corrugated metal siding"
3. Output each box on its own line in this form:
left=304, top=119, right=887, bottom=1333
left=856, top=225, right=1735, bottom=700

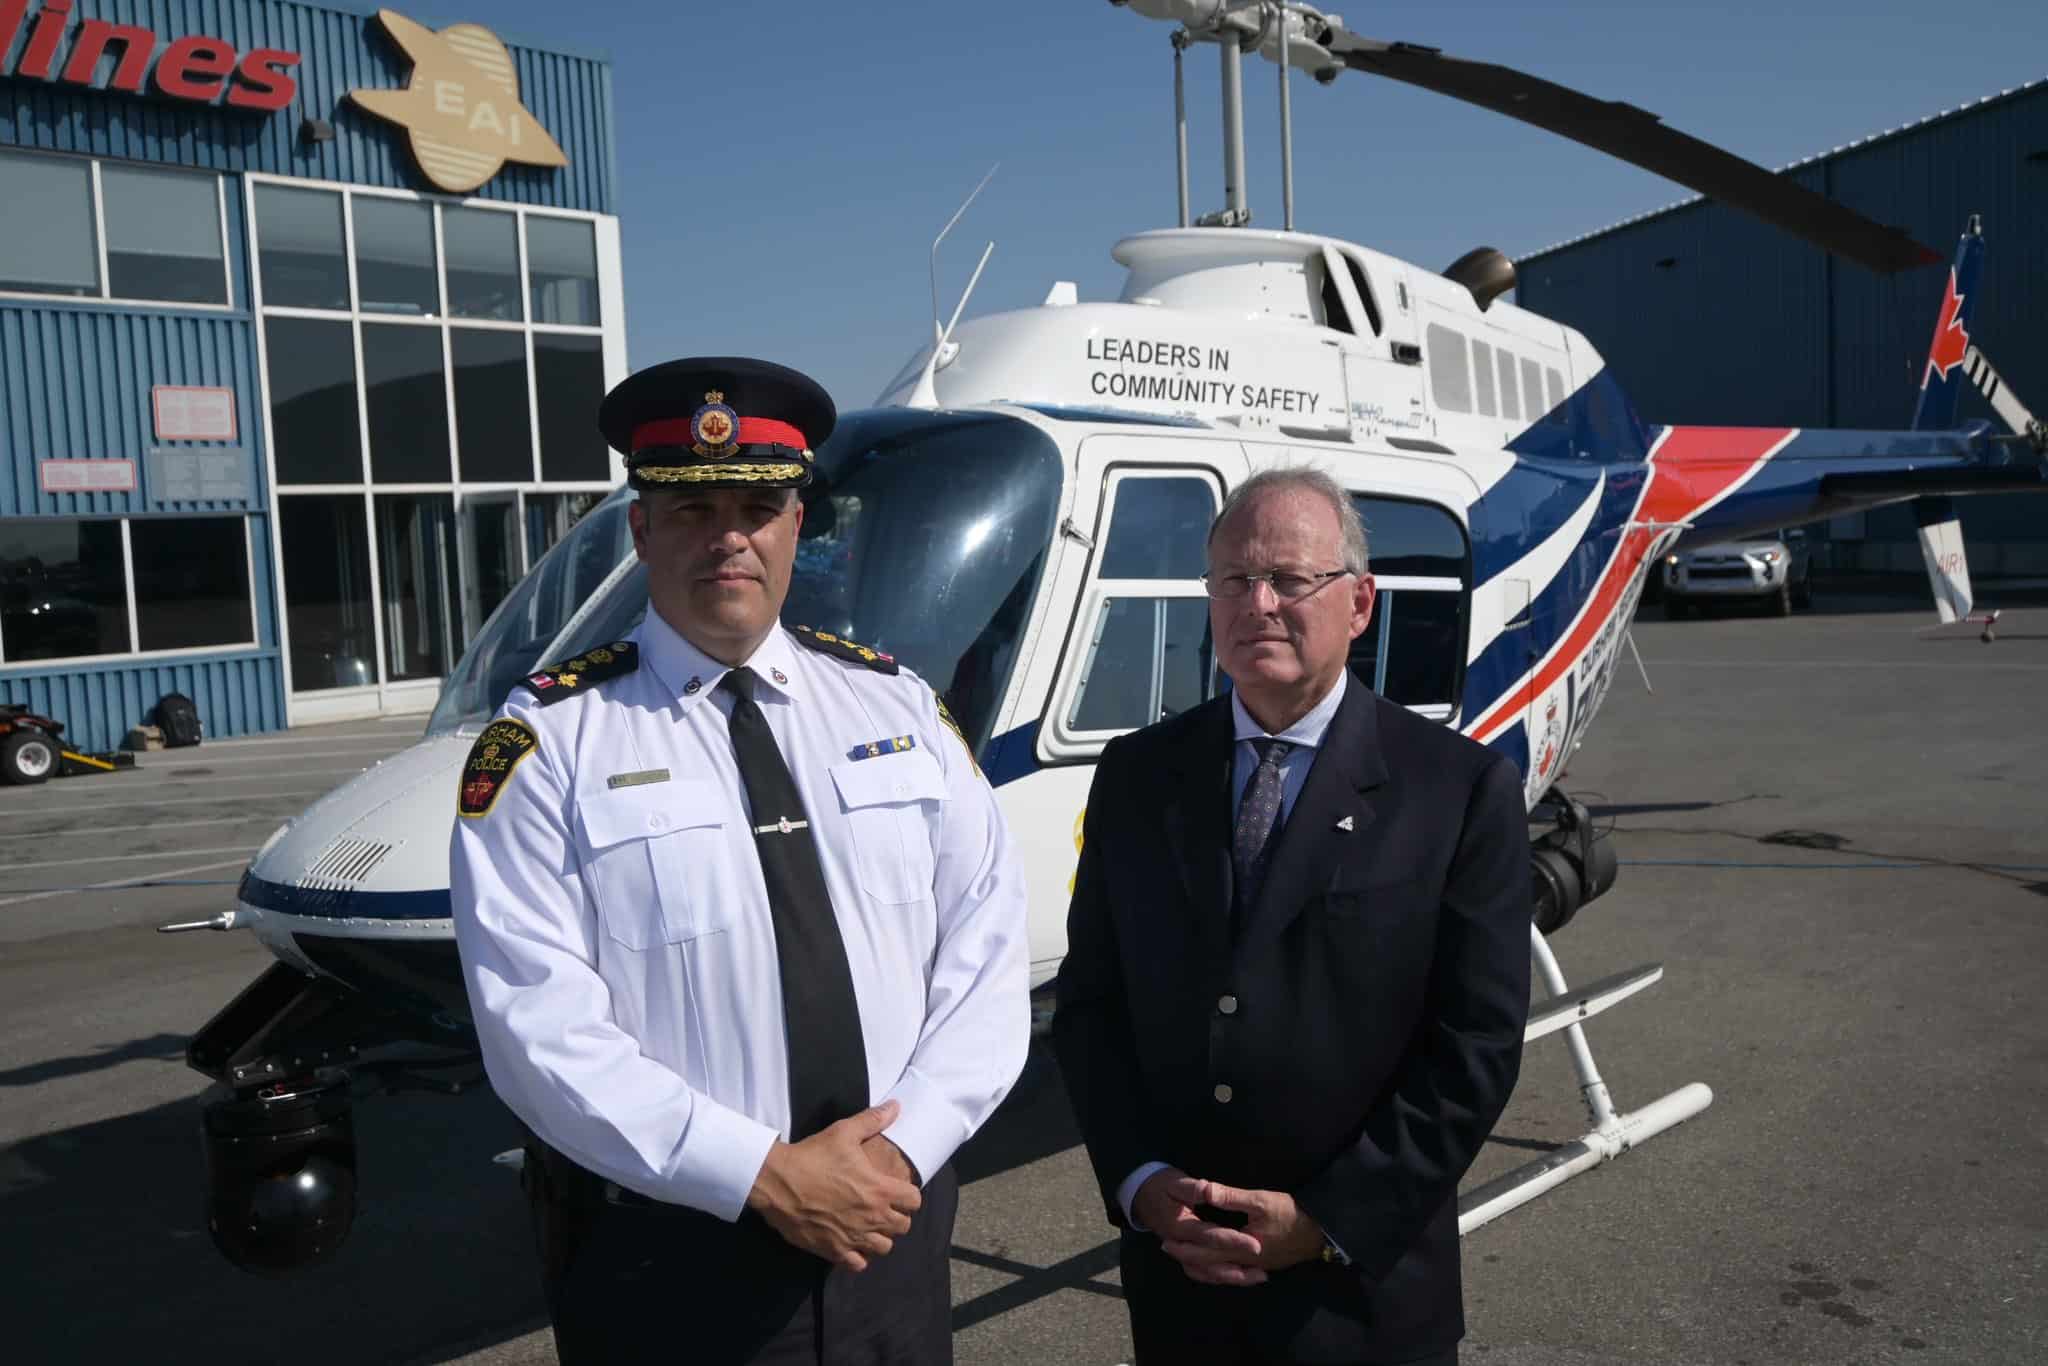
left=1519, top=82, right=2046, bottom=435
left=0, top=306, right=262, bottom=517
left=2, top=649, right=284, bottom=751
left=0, top=0, right=614, bottom=211
left=1516, top=82, right=2047, bottom=570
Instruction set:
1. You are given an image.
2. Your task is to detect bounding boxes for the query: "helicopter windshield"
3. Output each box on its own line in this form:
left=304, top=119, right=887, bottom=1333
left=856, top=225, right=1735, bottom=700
left=428, top=409, right=1064, bottom=753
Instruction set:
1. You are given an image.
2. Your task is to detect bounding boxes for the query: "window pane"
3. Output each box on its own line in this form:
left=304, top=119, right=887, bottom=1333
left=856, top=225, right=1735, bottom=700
left=452, top=329, right=533, bottom=481
left=280, top=495, right=374, bottom=690
left=1098, top=477, right=1214, bottom=578
left=464, top=498, right=522, bottom=636
left=524, top=491, right=604, bottom=563
left=1495, top=350, right=1520, bottom=421
left=444, top=206, right=521, bottom=320
left=1471, top=339, right=1497, bottom=417
left=353, top=197, right=437, bottom=316
left=1521, top=358, right=1545, bottom=423
left=254, top=184, right=348, bottom=310
left=0, top=151, right=98, bottom=296
left=535, top=333, right=608, bottom=481
left=102, top=165, right=225, bottom=305
left=1353, top=496, right=1468, bottom=579
left=0, top=519, right=129, bottom=660
left=266, top=318, right=362, bottom=485
left=363, top=323, right=450, bottom=483
left=527, top=216, right=599, bottom=325
left=1380, top=590, right=1464, bottom=708
left=376, top=494, right=458, bottom=681
left=1425, top=323, right=1470, bottom=413
left=1070, top=596, right=1215, bottom=731
left=132, top=516, right=251, bottom=650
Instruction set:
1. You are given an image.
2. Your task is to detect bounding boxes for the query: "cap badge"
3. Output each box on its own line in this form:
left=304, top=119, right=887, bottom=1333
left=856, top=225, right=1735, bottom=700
left=691, top=389, right=740, bottom=457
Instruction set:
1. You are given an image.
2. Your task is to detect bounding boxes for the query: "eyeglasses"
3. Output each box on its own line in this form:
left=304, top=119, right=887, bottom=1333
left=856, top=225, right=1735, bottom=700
left=1202, top=568, right=1353, bottom=601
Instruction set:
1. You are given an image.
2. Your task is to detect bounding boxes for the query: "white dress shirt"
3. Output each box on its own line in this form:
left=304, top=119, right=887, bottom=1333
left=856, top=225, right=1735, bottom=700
left=450, top=611, right=1030, bottom=1222
left=1116, top=670, right=1352, bottom=1227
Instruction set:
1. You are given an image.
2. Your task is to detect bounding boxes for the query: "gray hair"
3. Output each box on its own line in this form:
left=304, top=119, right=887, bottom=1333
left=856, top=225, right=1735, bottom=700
left=1207, top=466, right=1369, bottom=575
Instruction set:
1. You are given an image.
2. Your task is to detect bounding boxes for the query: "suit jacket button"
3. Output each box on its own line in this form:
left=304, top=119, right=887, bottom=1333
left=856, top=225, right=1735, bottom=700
left=1213, top=1083, right=1233, bottom=1104
left=1217, top=994, right=1239, bottom=1016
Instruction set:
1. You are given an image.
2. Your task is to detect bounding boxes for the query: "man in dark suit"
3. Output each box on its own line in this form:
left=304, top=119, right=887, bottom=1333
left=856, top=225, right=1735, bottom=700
left=1052, top=467, right=1530, bottom=1366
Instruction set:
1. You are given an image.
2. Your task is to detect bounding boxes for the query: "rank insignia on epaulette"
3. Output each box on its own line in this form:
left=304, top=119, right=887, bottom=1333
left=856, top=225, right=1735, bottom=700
left=790, top=624, right=899, bottom=675
left=847, top=735, right=916, bottom=762
left=518, top=640, right=640, bottom=702
left=459, top=719, right=539, bottom=817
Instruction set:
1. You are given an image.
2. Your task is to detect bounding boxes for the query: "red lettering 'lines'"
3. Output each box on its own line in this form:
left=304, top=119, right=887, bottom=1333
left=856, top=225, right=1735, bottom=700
left=0, top=0, right=300, bottom=111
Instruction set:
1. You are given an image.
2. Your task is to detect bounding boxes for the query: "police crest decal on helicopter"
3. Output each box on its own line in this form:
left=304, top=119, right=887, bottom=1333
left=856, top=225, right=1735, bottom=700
left=169, top=0, right=2046, bottom=1273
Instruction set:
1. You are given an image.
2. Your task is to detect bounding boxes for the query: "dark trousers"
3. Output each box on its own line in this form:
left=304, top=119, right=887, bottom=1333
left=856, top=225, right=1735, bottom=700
left=528, top=1146, right=958, bottom=1365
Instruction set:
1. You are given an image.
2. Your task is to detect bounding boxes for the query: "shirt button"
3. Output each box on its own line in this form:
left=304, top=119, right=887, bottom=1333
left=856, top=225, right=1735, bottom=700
left=648, top=814, right=667, bottom=830
left=1217, top=994, right=1239, bottom=1016
left=1213, top=1083, right=1233, bottom=1104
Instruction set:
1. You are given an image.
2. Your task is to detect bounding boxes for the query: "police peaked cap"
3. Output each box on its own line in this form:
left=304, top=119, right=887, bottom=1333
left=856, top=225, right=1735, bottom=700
left=599, top=356, right=836, bottom=492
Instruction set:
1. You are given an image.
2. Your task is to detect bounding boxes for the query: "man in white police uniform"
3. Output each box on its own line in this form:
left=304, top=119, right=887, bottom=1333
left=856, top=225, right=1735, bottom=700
left=449, top=357, right=1029, bottom=1365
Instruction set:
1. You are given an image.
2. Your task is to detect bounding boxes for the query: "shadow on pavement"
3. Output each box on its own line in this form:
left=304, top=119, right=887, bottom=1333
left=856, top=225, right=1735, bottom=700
left=5, top=1035, right=1093, bottom=1365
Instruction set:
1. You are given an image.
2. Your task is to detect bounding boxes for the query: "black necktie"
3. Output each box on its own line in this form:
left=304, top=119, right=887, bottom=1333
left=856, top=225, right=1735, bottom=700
left=718, top=667, right=869, bottom=1140
left=1231, top=737, right=1293, bottom=934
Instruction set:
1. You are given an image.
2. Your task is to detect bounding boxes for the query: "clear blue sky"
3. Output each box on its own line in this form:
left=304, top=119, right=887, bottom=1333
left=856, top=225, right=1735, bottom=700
left=430, top=1, right=2045, bottom=411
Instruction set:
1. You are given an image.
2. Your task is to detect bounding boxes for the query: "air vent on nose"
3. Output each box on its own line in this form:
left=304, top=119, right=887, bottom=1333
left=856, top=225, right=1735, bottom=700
left=300, top=837, right=396, bottom=889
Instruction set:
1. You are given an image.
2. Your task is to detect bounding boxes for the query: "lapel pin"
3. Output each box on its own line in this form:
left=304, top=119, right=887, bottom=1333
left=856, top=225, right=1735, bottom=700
left=1335, top=815, right=1355, bottom=831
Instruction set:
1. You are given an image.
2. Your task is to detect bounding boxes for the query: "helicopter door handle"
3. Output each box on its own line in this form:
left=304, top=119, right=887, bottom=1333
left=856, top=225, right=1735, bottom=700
left=1390, top=342, right=1422, bottom=366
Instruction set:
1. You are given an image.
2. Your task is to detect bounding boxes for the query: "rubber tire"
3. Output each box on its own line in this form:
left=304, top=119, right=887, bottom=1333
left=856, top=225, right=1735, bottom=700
left=1772, top=582, right=1792, bottom=617
left=1, top=730, right=56, bottom=785
left=1792, top=573, right=1813, bottom=610
left=1664, top=598, right=1689, bottom=620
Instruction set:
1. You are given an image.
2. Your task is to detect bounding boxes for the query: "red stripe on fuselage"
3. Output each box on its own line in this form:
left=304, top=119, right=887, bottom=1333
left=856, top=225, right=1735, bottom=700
left=1469, top=425, right=1795, bottom=744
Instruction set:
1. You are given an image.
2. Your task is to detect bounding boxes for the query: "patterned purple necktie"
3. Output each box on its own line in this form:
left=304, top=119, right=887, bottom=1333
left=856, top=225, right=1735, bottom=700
left=1231, top=737, right=1293, bottom=926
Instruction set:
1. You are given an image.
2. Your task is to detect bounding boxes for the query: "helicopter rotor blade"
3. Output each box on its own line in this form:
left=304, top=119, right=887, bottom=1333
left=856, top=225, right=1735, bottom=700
left=1324, top=33, right=1942, bottom=275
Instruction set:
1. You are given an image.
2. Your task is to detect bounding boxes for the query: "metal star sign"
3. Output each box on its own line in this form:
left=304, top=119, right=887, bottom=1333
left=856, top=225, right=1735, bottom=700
left=348, top=9, right=569, bottom=194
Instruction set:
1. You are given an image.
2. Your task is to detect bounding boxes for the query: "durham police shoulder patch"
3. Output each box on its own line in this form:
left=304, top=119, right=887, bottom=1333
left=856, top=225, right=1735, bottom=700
left=459, top=718, right=539, bottom=817
left=517, top=640, right=640, bottom=703
left=790, top=625, right=899, bottom=675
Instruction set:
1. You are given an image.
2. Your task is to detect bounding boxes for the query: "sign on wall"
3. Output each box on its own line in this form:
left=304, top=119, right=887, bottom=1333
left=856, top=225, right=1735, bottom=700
left=0, top=1, right=301, bottom=111
left=347, top=9, right=569, bottom=194
left=152, top=386, right=238, bottom=442
left=39, top=458, right=135, bottom=493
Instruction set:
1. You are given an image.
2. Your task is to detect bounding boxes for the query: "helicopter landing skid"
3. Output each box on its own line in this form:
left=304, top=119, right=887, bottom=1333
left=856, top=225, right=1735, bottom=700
left=1458, top=923, right=1714, bottom=1235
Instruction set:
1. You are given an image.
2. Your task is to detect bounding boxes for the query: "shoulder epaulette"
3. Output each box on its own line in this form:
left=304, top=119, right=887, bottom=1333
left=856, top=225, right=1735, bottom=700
left=516, top=640, right=640, bottom=703
left=790, top=624, right=899, bottom=675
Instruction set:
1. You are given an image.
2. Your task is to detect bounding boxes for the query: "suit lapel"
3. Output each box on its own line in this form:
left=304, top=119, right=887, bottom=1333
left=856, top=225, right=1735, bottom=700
left=1160, top=698, right=1236, bottom=963
left=1239, top=678, right=1390, bottom=950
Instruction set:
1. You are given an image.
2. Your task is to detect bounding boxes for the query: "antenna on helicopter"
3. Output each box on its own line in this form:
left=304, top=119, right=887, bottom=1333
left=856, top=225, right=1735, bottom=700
left=928, top=164, right=998, bottom=346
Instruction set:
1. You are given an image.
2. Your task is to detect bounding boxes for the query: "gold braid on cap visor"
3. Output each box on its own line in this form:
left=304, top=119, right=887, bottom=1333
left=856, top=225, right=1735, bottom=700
left=632, top=461, right=810, bottom=484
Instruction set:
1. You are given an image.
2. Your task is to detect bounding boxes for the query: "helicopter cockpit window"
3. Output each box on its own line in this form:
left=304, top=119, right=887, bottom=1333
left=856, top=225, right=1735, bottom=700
left=427, top=490, right=637, bottom=733
left=1471, top=339, right=1499, bottom=417
left=428, top=412, right=1065, bottom=757
left=1349, top=494, right=1469, bottom=722
left=1062, top=472, right=1222, bottom=737
left=1425, top=324, right=1472, bottom=414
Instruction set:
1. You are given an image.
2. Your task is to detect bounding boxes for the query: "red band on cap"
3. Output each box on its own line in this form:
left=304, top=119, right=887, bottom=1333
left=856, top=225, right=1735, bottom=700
left=630, top=416, right=808, bottom=454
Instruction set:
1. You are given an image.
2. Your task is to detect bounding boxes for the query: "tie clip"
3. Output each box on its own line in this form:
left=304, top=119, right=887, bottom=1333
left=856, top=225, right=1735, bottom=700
left=606, top=768, right=671, bottom=789
left=753, top=816, right=810, bottom=836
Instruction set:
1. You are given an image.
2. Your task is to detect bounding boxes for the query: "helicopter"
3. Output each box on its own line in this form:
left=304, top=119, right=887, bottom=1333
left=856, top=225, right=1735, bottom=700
left=168, top=0, right=2047, bottom=1275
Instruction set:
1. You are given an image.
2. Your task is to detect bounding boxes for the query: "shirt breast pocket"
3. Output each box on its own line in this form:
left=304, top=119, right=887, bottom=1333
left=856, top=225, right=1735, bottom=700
left=577, top=779, right=732, bottom=949
left=828, top=749, right=946, bottom=905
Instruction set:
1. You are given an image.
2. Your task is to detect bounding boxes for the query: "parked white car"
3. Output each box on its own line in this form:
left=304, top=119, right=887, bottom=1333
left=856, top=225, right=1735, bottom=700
left=1663, top=528, right=1813, bottom=617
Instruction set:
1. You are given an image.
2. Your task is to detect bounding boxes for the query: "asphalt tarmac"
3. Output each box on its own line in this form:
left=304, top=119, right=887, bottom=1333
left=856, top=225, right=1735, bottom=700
left=2, top=604, right=2042, bottom=1365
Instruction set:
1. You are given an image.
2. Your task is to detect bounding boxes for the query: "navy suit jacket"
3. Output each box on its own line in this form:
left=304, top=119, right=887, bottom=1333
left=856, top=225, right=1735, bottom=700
left=1051, top=676, right=1530, bottom=1362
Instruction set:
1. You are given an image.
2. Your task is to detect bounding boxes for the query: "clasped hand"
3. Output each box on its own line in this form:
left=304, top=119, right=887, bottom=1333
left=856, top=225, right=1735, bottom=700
left=1133, top=1168, right=1327, bottom=1287
left=747, top=1100, right=922, bottom=1272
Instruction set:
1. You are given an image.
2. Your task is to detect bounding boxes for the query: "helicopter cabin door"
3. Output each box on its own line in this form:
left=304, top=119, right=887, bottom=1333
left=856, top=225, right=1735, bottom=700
left=1039, top=434, right=1249, bottom=762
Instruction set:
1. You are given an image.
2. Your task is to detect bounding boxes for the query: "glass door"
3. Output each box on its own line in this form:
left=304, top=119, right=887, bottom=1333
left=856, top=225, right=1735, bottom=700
left=461, top=494, right=522, bottom=645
